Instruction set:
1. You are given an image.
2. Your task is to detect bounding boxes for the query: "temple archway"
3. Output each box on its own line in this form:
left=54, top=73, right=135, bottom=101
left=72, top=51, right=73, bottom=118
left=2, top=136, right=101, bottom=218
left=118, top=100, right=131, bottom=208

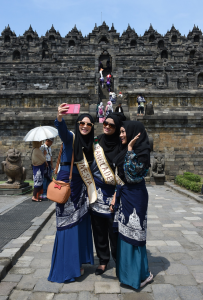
left=161, top=50, right=168, bottom=59
left=13, top=50, right=20, bottom=60
left=130, top=40, right=137, bottom=47
left=158, top=40, right=164, bottom=49
left=190, top=50, right=195, bottom=59
left=172, top=35, right=177, bottom=42
left=49, top=35, right=55, bottom=41
left=149, top=34, right=155, bottom=42
left=198, top=73, right=203, bottom=87
left=27, top=35, right=33, bottom=43
left=194, top=35, right=200, bottom=42
left=4, top=35, right=10, bottom=43
left=69, top=40, right=75, bottom=47
left=99, top=36, right=109, bottom=44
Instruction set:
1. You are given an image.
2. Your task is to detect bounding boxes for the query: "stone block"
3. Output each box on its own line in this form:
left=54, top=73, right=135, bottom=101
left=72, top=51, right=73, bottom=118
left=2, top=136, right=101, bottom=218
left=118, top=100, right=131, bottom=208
left=34, top=278, right=62, bottom=293
left=164, top=274, right=197, bottom=286
left=61, top=281, right=94, bottom=292
left=9, top=290, right=31, bottom=300
left=53, top=294, right=77, bottom=300
left=176, top=286, right=203, bottom=300
left=2, top=274, right=22, bottom=282
left=28, top=292, right=55, bottom=300
left=78, top=291, right=92, bottom=300
left=0, top=282, right=17, bottom=296
left=95, top=282, right=120, bottom=294
left=16, top=274, right=38, bottom=290
left=152, top=284, right=180, bottom=300
left=99, top=295, right=121, bottom=300
left=123, top=294, right=153, bottom=300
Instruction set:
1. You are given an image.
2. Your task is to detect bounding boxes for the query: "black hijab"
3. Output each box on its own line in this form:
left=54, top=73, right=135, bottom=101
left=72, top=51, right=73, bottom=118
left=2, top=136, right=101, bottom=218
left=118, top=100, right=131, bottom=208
left=113, top=121, right=151, bottom=177
left=98, top=112, right=126, bottom=170
left=74, top=113, right=94, bottom=163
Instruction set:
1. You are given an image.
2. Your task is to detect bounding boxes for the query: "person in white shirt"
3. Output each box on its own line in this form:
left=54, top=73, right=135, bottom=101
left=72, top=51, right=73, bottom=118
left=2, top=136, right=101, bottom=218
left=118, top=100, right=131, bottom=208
left=99, top=68, right=104, bottom=88
left=40, top=138, right=54, bottom=199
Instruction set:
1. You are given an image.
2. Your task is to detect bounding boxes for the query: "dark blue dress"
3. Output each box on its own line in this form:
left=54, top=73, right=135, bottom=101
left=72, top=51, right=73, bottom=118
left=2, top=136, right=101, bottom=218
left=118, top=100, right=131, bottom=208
left=48, top=119, right=94, bottom=283
left=114, top=150, right=150, bottom=290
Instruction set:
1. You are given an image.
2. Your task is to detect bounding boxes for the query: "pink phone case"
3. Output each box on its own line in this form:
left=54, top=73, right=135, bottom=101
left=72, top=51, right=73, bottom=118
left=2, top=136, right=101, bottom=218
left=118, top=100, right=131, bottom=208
left=62, top=104, right=80, bottom=114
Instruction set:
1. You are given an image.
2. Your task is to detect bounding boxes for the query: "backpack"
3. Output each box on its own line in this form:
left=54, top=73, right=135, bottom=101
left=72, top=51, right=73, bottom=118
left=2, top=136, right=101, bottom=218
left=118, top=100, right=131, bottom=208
left=99, top=107, right=103, bottom=115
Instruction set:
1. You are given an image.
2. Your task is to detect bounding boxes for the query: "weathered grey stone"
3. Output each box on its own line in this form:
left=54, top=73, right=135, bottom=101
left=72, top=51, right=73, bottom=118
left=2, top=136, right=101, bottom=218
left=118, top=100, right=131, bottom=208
left=0, top=282, right=17, bottom=296
left=34, top=278, right=62, bottom=293
left=122, top=293, right=153, bottom=300
left=9, top=267, right=35, bottom=275
left=2, top=274, right=22, bottom=282
left=30, top=259, right=50, bottom=269
left=28, top=292, right=54, bottom=300
left=16, top=275, right=38, bottom=290
left=165, top=263, right=190, bottom=275
left=53, top=294, right=77, bottom=300
left=176, top=286, right=203, bottom=300
left=99, top=294, right=121, bottom=300
left=61, top=281, right=94, bottom=292
left=33, top=268, right=50, bottom=278
left=78, top=291, right=92, bottom=300
left=164, top=275, right=197, bottom=286
left=95, top=282, right=120, bottom=294
left=9, top=290, right=31, bottom=300
left=152, top=284, right=180, bottom=300
left=0, top=296, right=8, bottom=300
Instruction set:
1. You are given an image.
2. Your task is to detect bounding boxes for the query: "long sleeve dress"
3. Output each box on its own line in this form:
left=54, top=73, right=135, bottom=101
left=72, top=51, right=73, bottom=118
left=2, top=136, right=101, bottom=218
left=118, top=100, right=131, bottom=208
left=113, top=150, right=150, bottom=290
left=48, top=119, right=94, bottom=283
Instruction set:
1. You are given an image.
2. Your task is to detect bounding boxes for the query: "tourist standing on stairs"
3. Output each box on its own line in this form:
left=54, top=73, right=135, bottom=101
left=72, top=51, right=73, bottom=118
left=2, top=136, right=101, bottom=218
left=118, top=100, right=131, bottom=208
left=105, top=101, right=113, bottom=117
left=90, top=112, right=126, bottom=275
left=99, top=68, right=104, bottom=88
left=137, top=94, right=146, bottom=116
left=48, top=105, right=94, bottom=283
left=98, top=102, right=105, bottom=123
left=111, top=120, right=153, bottom=289
left=115, top=103, right=124, bottom=114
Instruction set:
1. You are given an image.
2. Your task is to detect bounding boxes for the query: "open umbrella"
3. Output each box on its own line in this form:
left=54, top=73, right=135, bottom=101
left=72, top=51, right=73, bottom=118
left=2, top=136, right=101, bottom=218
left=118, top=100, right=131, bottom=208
left=23, top=126, right=58, bottom=142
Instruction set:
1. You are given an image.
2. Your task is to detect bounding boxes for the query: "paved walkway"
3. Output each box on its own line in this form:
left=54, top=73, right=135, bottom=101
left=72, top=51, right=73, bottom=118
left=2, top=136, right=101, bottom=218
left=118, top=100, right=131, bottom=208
left=1, top=185, right=203, bottom=299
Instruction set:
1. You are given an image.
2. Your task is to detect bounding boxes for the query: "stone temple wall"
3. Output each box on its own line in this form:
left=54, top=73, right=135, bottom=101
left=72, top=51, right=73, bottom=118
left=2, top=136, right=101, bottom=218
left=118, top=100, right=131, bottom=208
left=0, top=22, right=203, bottom=182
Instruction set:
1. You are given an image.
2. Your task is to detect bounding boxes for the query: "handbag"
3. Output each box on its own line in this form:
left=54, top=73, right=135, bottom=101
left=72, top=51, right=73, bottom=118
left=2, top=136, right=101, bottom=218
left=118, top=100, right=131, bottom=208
left=47, top=143, right=74, bottom=204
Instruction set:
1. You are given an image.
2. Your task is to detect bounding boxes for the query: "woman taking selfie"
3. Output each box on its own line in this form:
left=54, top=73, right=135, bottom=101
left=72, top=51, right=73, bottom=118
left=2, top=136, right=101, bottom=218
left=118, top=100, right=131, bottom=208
left=48, top=104, right=94, bottom=283
left=111, top=121, right=153, bottom=289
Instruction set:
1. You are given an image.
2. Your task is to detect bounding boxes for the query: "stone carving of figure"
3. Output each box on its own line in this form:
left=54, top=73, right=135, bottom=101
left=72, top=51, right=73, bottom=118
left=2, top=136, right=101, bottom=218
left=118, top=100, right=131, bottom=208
left=1, top=149, right=26, bottom=185
left=152, top=153, right=165, bottom=178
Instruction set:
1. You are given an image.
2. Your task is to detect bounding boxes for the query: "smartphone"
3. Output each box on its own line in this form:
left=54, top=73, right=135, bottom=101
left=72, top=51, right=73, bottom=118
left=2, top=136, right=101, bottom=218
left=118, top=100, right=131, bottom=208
left=62, top=104, right=80, bottom=114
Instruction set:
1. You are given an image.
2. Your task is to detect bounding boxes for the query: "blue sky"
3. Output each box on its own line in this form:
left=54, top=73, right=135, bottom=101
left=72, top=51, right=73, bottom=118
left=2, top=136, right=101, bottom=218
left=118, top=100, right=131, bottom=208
left=1, top=0, right=202, bottom=37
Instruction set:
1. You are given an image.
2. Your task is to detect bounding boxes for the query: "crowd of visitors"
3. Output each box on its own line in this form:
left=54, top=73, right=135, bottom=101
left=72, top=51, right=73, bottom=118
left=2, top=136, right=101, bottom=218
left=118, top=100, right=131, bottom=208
left=45, top=103, right=153, bottom=290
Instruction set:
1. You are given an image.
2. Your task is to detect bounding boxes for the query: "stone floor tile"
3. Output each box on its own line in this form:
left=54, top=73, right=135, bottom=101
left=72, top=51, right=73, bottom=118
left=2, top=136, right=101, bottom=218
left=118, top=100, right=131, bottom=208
left=9, top=267, right=35, bottom=275
left=0, top=296, right=8, bottom=300
left=30, top=259, right=51, bottom=269
left=28, top=292, right=54, bottom=300
left=33, top=268, right=50, bottom=278
left=152, top=284, right=180, bottom=300
left=181, top=259, right=203, bottom=266
left=192, top=273, right=203, bottom=283
left=184, top=217, right=201, bottom=221
left=181, top=230, right=198, bottom=235
left=122, top=293, right=154, bottom=300
left=78, top=291, right=92, bottom=300
left=157, top=246, right=185, bottom=253
left=192, top=222, right=203, bottom=227
left=0, top=282, right=17, bottom=296
left=147, top=241, right=166, bottom=246
left=2, top=274, right=22, bottom=282
left=27, top=246, right=42, bottom=252
left=95, top=282, right=120, bottom=294
left=40, top=244, right=53, bottom=252
left=99, top=294, right=120, bottom=300
left=165, top=263, right=190, bottom=275
left=9, top=290, right=32, bottom=300
left=34, top=278, right=62, bottom=293
left=61, top=281, right=94, bottom=293
left=53, top=294, right=77, bottom=300
left=164, top=274, right=197, bottom=286
left=16, top=275, right=38, bottom=291
left=165, top=241, right=181, bottom=246
left=162, top=224, right=182, bottom=228
left=176, top=286, right=203, bottom=300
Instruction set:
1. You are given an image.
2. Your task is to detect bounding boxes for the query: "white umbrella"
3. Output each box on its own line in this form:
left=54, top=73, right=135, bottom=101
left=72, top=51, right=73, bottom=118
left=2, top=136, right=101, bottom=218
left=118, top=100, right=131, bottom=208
left=23, top=126, right=58, bottom=142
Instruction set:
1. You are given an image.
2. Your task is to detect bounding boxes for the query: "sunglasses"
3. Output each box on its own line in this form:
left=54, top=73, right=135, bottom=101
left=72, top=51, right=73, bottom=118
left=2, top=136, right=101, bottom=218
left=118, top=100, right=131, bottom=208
left=103, top=121, right=116, bottom=129
left=78, top=121, right=94, bottom=128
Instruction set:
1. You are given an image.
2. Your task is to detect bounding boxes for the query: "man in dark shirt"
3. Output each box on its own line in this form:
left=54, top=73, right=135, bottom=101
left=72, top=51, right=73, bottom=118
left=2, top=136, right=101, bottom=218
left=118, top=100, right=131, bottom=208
left=115, top=103, right=124, bottom=113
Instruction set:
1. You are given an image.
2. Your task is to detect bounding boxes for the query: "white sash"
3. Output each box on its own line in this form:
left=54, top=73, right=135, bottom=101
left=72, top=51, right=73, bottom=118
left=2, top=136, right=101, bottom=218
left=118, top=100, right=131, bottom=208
left=94, top=141, right=117, bottom=185
left=115, top=167, right=125, bottom=186
left=76, top=153, right=97, bottom=204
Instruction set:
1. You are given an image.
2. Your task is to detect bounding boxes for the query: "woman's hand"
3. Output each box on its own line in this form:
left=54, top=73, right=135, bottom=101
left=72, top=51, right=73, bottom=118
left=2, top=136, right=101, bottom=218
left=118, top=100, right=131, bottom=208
left=57, top=103, right=69, bottom=122
left=109, top=192, right=116, bottom=212
left=128, top=133, right=141, bottom=151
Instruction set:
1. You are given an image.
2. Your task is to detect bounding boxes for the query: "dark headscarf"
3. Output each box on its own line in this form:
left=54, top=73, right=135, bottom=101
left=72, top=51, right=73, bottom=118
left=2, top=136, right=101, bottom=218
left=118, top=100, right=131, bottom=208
left=74, top=113, right=94, bottom=163
left=113, top=121, right=151, bottom=177
left=98, top=112, right=126, bottom=170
